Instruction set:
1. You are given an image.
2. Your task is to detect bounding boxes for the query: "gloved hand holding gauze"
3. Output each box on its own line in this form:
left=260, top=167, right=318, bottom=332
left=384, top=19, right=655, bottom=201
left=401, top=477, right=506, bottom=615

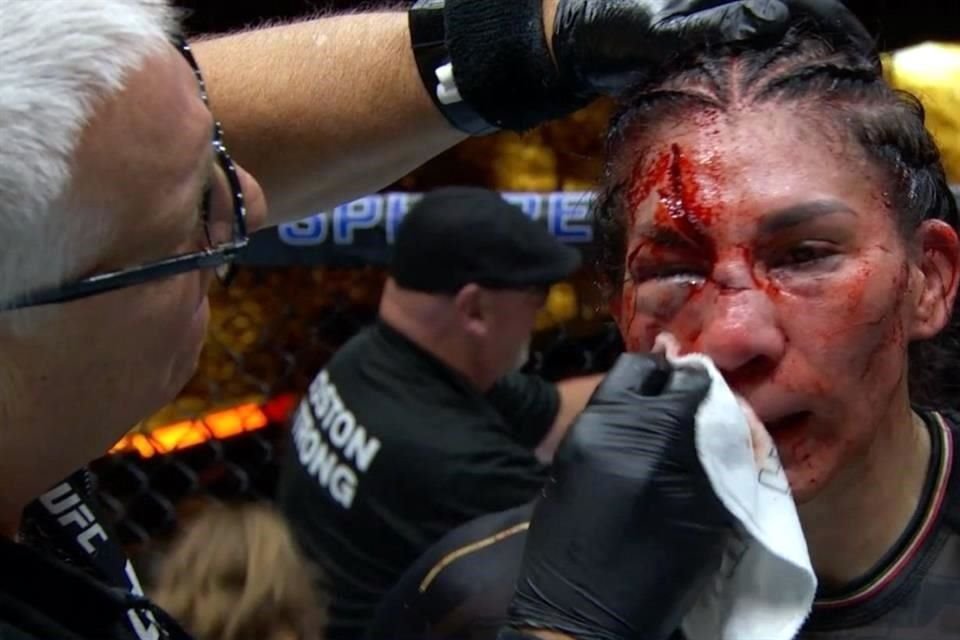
left=654, top=334, right=817, bottom=640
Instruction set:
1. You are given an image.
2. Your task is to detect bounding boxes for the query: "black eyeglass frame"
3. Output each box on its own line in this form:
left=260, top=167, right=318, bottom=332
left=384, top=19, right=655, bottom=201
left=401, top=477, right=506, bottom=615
left=0, top=36, right=248, bottom=311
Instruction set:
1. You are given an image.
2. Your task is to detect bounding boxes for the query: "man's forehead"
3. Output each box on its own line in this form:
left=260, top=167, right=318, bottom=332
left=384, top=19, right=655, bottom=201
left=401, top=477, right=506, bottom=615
left=69, top=45, right=212, bottom=221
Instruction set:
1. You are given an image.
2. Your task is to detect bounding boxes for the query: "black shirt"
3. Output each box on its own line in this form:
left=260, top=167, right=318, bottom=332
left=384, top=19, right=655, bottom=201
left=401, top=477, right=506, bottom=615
left=369, top=410, right=960, bottom=640
left=276, top=321, right=558, bottom=640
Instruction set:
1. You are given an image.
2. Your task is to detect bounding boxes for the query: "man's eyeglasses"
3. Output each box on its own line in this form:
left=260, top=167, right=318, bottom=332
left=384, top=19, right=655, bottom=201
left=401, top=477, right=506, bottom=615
left=0, top=36, right=248, bottom=311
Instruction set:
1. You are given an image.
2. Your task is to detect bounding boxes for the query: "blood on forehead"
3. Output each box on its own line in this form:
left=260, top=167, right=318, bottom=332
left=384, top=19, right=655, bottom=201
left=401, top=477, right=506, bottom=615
left=627, top=148, right=670, bottom=207
left=628, top=143, right=719, bottom=262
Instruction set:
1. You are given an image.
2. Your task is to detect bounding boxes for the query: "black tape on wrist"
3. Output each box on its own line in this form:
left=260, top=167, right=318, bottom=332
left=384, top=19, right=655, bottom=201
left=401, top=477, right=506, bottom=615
left=409, top=1, right=497, bottom=136
left=445, top=0, right=589, bottom=132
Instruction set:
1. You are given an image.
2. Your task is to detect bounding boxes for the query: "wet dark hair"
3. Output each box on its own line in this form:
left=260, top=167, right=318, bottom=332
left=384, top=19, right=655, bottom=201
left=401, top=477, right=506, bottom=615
left=593, top=22, right=960, bottom=408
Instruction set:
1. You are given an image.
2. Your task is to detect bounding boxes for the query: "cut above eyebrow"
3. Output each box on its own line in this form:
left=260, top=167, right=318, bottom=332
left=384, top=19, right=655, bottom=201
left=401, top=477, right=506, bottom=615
left=757, top=199, right=857, bottom=235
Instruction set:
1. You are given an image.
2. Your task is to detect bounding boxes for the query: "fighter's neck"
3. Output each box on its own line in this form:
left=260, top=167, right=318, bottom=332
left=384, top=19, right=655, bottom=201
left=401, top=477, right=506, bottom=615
left=798, top=401, right=931, bottom=591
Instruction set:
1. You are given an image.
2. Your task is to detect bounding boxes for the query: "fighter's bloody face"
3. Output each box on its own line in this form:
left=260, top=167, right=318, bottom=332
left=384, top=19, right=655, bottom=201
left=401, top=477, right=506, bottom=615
left=612, top=106, right=952, bottom=502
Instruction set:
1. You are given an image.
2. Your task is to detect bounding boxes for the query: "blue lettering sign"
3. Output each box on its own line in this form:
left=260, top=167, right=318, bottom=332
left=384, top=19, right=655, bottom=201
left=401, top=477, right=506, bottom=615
left=386, top=193, right=415, bottom=245
left=549, top=192, right=594, bottom=244
left=333, top=197, right=384, bottom=244
left=278, top=215, right=328, bottom=246
left=277, top=192, right=599, bottom=248
left=502, top=192, right=542, bottom=221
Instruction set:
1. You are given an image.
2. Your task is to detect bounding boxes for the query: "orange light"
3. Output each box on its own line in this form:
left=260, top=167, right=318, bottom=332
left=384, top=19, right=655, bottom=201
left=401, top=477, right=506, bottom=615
left=110, top=394, right=297, bottom=459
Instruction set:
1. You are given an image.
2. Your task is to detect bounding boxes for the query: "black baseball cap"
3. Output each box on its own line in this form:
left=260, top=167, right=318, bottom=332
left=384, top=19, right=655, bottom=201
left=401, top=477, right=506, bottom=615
left=390, top=187, right=582, bottom=293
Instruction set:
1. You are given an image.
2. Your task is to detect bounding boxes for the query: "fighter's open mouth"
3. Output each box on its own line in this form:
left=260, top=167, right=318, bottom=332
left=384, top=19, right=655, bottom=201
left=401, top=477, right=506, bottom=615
left=766, top=411, right=812, bottom=432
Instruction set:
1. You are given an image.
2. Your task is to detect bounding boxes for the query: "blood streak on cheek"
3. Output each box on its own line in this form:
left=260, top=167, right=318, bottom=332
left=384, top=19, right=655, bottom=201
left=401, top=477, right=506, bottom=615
left=626, top=324, right=662, bottom=352
left=619, top=269, right=668, bottom=353
left=676, top=323, right=702, bottom=352
left=616, top=279, right=642, bottom=351
left=622, top=298, right=661, bottom=352
left=857, top=262, right=908, bottom=383
left=843, top=264, right=871, bottom=313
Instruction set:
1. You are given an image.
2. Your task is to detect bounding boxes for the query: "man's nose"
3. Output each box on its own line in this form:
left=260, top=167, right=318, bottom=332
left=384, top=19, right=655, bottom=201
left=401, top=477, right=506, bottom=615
left=697, top=289, right=785, bottom=378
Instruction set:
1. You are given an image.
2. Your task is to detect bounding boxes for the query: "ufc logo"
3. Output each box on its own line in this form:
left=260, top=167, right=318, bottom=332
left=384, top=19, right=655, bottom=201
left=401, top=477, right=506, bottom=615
left=38, top=483, right=107, bottom=553
left=38, top=482, right=161, bottom=640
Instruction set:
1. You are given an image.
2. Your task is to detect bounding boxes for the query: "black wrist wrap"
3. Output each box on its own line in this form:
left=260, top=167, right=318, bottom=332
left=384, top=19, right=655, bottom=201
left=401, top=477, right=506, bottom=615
left=444, top=0, right=589, bottom=132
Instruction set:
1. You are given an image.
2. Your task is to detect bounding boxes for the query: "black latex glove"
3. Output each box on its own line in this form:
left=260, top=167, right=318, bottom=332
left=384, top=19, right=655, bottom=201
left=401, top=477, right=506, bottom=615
left=554, top=0, right=874, bottom=95
left=506, top=353, right=732, bottom=640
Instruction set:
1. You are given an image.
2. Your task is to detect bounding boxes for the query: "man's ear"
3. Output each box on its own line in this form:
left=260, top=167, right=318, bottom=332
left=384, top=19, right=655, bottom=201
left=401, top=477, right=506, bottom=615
left=454, top=284, right=489, bottom=338
left=909, top=220, right=960, bottom=341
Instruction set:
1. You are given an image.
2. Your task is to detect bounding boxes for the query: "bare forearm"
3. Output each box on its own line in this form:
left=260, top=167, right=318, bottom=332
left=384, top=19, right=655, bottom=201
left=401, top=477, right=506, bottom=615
left=192, top=11, right=466, bottom=226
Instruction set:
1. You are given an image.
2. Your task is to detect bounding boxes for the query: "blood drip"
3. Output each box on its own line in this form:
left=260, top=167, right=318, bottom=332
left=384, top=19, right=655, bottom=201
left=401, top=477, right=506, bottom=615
left=857, top=262, right=907, bottom=384
left=655, top=144, right=717, bottom=263
left=628, top=151, right=671, bottom=214
left=623, top=144, right=722, bottom=352
left=681, top=328, right=702, bottom=349
left=620, top=285, right=661, bottom=352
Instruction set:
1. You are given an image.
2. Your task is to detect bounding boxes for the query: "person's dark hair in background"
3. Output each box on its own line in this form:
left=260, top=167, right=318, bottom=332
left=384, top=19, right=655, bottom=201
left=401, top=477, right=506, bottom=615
left=277, top=187, right=604, bottom=640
